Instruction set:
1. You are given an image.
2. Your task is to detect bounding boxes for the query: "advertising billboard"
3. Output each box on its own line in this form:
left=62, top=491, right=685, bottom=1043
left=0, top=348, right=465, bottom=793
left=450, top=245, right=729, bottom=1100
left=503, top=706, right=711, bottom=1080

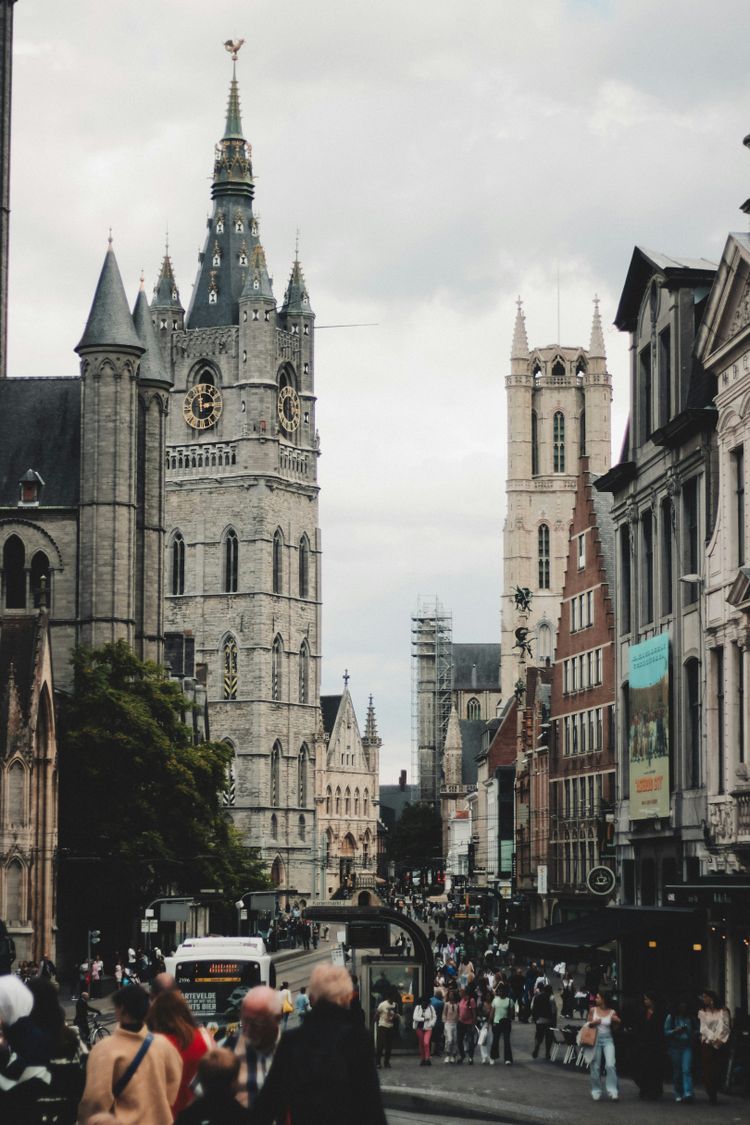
left=628, top=633, right=670, bottom=820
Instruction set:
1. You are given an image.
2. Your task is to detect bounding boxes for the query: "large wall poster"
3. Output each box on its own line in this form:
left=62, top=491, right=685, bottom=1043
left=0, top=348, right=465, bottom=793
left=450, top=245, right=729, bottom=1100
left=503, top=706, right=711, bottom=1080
left=628, top=633, right=670, bottom=820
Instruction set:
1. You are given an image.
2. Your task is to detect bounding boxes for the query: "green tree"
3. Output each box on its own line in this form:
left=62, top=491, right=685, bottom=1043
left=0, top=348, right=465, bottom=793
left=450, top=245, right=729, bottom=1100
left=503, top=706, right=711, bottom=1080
left=58, top=641, right=268, bottom=949
left=386, top=801, right=443, bottom=870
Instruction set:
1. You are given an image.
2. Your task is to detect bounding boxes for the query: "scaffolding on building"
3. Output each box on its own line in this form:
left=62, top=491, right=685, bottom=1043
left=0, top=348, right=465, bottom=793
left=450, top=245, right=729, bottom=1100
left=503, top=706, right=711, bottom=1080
left=411, top=597, right=453, bottom=806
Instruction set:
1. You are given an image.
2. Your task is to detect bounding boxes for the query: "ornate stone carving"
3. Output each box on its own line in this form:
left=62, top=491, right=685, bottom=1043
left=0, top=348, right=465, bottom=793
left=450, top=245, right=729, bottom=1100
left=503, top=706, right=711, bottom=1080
left=173, top=327, right=238, bottom=360
left=709, top=799, right=735, bottom=844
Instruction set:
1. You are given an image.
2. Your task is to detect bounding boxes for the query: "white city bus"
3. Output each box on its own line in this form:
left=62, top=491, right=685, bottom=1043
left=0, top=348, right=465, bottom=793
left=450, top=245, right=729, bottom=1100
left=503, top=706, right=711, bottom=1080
left=165, top=936, right=276, bottom=1023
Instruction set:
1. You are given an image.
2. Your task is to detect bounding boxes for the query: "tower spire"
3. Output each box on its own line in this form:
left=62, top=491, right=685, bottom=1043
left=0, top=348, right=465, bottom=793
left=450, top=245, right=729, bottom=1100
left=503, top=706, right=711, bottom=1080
left=364, top=694, right=379, bottom=744
left=212, top=43, right=253, bottom=200
left=511, top=296, right=529, bottom=359
left=152, top=234, right=183, bottom=310
left=589, top=294, right=606, bottom=360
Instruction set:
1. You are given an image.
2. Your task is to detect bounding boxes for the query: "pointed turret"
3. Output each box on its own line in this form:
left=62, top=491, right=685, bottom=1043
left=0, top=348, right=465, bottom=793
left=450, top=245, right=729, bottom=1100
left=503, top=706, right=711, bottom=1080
left=241, top=242, right=274, bottom=301
left=511, top=297, right=529, bottom=360
left=363, top=694, right=381, bottom=746
left=443, top=705, right=463, bottom=788
left=133, top=281, right=172, bottom=387
left=152, top=240, right=183, bottom=312
left=589, top=295, right=606, bottom=360
left=76, top=242, right=142, bottom=355
left=281, top=254, right=313, bottom=317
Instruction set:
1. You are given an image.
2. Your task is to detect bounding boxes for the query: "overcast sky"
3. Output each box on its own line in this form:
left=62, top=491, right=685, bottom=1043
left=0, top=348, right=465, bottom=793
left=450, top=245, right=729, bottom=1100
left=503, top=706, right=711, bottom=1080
left=8, top=1, right=750, bottom=781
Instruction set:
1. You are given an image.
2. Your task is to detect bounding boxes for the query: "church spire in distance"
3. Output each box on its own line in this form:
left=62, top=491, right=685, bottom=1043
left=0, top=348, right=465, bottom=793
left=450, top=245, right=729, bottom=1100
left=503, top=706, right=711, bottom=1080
left=589, top=294, right=606, bottom=360
left=511, top=296, right=529, bottom=359
left=152, top=233, right=183, bottom=310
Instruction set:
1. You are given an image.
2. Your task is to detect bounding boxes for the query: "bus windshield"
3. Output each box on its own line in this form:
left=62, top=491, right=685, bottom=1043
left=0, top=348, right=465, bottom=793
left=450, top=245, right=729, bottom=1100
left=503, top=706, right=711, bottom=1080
left=174, top=958, right=261, bottom=1021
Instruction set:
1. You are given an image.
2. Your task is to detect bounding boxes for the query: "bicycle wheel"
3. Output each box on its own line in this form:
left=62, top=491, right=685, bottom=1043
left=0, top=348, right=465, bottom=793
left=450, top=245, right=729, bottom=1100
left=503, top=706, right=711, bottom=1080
left=91, top=1024, right=111, bottom=1042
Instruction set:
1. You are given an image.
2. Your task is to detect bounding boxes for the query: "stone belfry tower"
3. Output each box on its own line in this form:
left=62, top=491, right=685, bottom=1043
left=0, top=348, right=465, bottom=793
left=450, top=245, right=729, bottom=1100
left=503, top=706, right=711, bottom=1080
left=500, top=300, right=611, bottom=700
left=162, top=47, right=321, bottom=897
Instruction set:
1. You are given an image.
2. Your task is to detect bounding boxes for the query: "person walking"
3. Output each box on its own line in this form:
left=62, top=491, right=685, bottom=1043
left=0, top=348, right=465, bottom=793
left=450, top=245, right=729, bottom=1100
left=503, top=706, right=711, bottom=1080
left=148, top=988, right=211, bottom=1117
left=221, top=987, right=282, bottom=1111
left=293, top=986, right=311, bottom=1023
left=442, top=989, right=459, bottom=1063
left=698, top=990, right=731, bottom=1105
left=490, top=983, right=513, bottom=1065
left=633, top=991, right=663, bottom=1100
left=412, top=995, right=436, bottom=1066
left=278, top=982, right=293, bottom=1030
left=530, top=984, right=555, bottom=1060
left=587, top=991, right=621, bottom=1102
left=0, top=976, right=64, bottom=1124
left=249, top=965, right=386, bottom=1125
left=78, top=984, right=182, bottom=1125
left=456, top=988, right=477, bottom=1065
left=375, top=988, right=398, bottom=1069
left=664, top=999, right=697, bottom=1104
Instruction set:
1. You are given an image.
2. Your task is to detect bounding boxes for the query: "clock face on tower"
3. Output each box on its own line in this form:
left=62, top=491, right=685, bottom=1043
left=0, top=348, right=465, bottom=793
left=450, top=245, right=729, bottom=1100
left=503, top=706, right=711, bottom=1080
left=278, top=385, right=301, bottom=432
left=183, top=383, right=223, bottom=430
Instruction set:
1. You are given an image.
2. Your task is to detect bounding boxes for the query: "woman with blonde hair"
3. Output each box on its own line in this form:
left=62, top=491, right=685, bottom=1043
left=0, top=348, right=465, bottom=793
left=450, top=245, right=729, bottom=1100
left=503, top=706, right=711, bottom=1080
left=148, top=989, right=210, bottom=1116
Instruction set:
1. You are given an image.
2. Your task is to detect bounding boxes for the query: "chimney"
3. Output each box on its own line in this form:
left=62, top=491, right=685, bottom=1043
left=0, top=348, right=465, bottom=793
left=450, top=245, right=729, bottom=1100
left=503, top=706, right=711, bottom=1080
left=399, top=769, right=406, bottom=791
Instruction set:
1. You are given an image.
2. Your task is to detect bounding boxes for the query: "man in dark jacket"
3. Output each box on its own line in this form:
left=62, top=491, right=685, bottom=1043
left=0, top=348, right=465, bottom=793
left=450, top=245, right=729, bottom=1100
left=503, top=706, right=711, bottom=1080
left=530, top=984, right=556, bottom=1059
left=250, top=964, right=386, bottom=1125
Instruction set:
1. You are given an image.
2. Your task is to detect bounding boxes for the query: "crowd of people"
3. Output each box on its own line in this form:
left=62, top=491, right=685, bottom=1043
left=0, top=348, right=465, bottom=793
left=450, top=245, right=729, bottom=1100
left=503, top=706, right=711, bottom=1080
left=0, top=964, right=386, bottom=1125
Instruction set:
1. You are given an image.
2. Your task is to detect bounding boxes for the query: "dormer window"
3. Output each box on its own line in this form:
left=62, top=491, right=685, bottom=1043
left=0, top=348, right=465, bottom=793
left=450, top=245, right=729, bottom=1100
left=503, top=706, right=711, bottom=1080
left=18, top=469, right=44, bottom=507
left=171, top=289, right=178, bottom=301
left=239, top=243, right=249, bottom=267
left=208, top=289, right=218, bottom=305
left=251, top=220, right=259, bottom=236
left=253, top=277, right=260, bottom=290
left=216, top=216, right=225, bottom=234
left=234, top=214, right=244, bottom=233
left=212, top=243, right=222, bottom=267
left=160, top=318, right=168, bottom=330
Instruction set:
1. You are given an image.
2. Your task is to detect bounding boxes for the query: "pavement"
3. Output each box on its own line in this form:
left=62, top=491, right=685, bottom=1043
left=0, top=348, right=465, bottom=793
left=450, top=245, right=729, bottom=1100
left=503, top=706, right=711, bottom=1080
left=377, top=1020, right=748, bottom=1125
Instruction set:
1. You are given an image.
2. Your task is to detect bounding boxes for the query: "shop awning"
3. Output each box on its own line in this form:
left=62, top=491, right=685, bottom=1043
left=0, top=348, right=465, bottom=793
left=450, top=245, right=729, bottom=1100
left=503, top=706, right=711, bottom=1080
left=509, top=906, right=699, bottom=956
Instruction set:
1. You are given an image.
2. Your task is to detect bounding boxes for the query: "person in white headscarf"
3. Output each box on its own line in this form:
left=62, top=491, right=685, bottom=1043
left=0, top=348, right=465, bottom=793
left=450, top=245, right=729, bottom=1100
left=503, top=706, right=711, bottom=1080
left=0, top=974, right=56, bottom=1124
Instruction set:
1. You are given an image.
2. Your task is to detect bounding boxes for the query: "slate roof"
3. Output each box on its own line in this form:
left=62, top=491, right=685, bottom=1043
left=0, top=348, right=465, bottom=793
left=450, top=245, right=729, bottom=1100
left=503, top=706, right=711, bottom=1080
left=590, top=475, right=616, bottom=590
left=615, top=246, right=716, bottom=333
left=133, top=289, right=172, bottom=387
left=76, top=246, right=143, bottom=353
left=320, top=694, right=343, bottom=736
left=458, top=719, right=484, bottom=785
left=452, top=643, right=500, bottom=690
left=0, top=378, right=81, bottom=507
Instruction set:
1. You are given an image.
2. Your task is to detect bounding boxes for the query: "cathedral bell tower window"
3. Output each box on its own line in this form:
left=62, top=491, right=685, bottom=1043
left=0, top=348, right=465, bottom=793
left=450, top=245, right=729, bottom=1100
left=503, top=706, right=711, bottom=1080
left=538, top=524, right=550, bottom=589
left=223, top=529, right=239, bottom=593
left=223, top=636, right=238, bottom=700
left=553, top=412, right=565, bottom=472
left=272, top=634, right=283, bottom=701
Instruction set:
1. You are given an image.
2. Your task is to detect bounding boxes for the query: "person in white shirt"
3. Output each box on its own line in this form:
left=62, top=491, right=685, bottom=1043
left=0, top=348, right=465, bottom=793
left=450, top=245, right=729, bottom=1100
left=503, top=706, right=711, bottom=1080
left=412, top=995, right=437, bottom=1066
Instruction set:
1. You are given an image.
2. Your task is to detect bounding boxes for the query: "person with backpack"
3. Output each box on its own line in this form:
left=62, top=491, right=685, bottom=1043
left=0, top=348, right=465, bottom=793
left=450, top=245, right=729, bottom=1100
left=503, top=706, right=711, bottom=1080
left=78, top=984, right=182, bottom=1124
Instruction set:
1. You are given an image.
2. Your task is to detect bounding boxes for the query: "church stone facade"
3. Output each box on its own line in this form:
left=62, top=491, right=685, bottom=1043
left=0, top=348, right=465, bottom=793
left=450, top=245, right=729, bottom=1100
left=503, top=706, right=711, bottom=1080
left=161, top=62, right=321, bottom=897
left=500, top=301, right=612, bottom=701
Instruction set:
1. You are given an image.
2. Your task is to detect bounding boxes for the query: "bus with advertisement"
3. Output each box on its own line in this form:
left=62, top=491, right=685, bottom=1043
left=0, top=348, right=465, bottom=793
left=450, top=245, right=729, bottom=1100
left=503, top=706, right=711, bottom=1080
left=164, top=936, right=275, bottom=1023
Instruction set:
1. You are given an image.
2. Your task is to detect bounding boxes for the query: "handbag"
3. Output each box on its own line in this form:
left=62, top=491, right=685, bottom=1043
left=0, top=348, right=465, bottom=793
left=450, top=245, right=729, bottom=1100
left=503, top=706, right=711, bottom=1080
left=478, top=1024, right=489, bottom=1046
left=577, top=1023, right=598, bottom=1048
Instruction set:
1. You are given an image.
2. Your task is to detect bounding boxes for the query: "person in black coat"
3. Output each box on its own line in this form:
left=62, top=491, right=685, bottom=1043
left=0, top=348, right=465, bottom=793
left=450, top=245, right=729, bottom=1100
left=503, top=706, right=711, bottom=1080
left=250, top=964, right=387, bottom=1125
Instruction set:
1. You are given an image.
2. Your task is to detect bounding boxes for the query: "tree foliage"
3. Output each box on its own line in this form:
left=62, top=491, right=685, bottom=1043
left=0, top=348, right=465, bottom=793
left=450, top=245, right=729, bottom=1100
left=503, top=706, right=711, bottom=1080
left=386, top=801, right=443, bottom=869
left=58, top=641, right=268, bottom=945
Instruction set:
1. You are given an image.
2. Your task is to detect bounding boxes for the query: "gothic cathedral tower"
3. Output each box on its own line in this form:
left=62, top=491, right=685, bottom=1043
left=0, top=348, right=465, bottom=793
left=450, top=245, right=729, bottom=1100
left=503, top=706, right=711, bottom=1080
left=500, top=300, right=611, bottom=700
left=162, top=56, right=321, bottom=896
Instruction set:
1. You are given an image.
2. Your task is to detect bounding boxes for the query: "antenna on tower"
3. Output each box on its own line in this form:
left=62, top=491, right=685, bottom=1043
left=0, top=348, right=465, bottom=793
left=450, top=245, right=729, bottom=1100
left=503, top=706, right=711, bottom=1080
left=556, top=264, right=561, bottom=346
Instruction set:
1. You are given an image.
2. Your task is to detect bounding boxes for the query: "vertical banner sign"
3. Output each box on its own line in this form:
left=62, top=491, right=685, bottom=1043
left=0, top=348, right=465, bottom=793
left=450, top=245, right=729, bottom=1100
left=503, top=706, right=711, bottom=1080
left=629, top=634, right=670, bottom=819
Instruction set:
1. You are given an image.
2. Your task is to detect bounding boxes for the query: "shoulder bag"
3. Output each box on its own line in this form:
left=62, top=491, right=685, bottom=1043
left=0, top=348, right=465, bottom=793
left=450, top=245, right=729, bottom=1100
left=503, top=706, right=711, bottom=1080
left=113, top=1033, right=154, bottom=1101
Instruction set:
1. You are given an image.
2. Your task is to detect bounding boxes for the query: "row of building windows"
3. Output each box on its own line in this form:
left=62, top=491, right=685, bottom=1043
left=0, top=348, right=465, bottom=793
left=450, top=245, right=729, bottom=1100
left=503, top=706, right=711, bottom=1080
left=570, top=589, right=595, bottom=631
left=268, top=743, right=309, bottom=808
left=221, top=635, right=311, bottom=703
left=270, top=812, right=308, bottom=842
left=562, top=707, right=606, bottom=756
left=324, top=785, right=371, bottom=817
left=562, top=648, right=604, bottom=694
left=556, top=772, right=606, bottom=819
left=169, top=529, right=311, bottom=598
left=1, top=536, right=51, bottom=610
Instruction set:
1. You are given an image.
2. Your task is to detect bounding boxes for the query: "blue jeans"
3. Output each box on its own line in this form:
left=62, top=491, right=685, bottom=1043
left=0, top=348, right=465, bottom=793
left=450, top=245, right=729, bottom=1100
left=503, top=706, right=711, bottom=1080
left=669, top=1045, right=693, bottom=1100
left=590, top=1035, right=618, bottom=1099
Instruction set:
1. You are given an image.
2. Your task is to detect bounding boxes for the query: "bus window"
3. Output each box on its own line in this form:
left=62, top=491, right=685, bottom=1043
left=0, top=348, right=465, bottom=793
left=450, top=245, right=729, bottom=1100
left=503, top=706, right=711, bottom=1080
left=175, top=959, right=261, bottom=1021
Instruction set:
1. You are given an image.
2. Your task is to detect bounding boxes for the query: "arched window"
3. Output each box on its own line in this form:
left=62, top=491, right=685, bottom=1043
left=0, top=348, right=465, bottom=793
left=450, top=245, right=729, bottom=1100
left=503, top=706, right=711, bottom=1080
left=537, top=621, right=553, bottom=662
left=272, top=530, right=283, bottom=594
left=553, top=412, right=565, bottom=472
left=466, top=697, right=481, bottom=721
left=325, top=786, right=332, bottom=815
left=538, top=524, right=550, bottom=589
left=298, top=815, right=306, bottom=842
left=30, top=551, right=50, bottom=608
left=223, top=529, right=238, bottom=593
left=298, top=640, right=309, bottom=704
left=270, top=855, right=284, bottom=886
left=5, top=859, right=23, bottom=923
left=272, top=635, right=283, bottom=701
left=270, top=742, right=281, bottom=806
left=354, top=788, right=360, bottom=815
left=222, top=636, right=238, bottom=699
left=363, top=788, right=369, bottom=816
left=531, top=410, right=539, bottom=476
left=3, top=535, right=25, bottom=609
left=363, top=829, right=371, bottom=869
left=299, top=535, right=310, bottom=598
left=7, top=762, right=25, bottom=825
left=270, top=814, right=278, bottom=840
left=221, top=740, right=236, bottom=807
left=335, top=786, right=341, bottom=815
left=345, top=786, right=351, bottom=815
left=170, top=532, right=185, bottom=596
left=298, top=745, right=308, bottom=807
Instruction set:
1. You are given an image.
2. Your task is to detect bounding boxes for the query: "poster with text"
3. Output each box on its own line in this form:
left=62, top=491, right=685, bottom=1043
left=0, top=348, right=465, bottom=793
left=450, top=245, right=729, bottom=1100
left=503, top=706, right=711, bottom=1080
left=629, top=633, right=670, bottom=820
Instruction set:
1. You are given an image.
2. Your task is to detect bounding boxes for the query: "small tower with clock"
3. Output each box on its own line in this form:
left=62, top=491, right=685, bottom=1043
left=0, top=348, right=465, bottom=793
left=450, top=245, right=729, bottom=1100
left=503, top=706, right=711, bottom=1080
left=161, top=49, right=321, bottom=898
